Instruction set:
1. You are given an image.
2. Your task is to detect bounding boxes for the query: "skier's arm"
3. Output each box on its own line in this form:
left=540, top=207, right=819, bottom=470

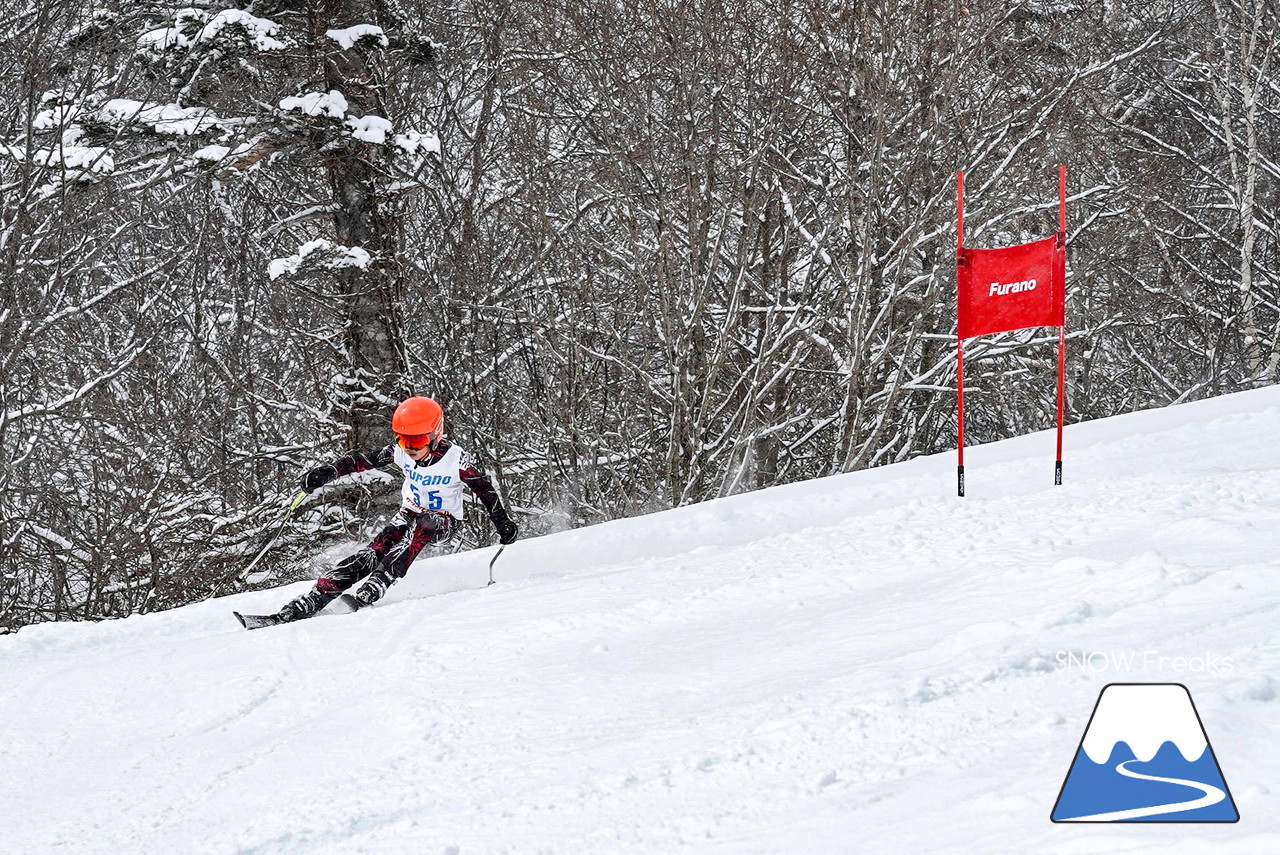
left=459, top=451, right=518, bottom=544
left=301, top=445, right=396, bottom=493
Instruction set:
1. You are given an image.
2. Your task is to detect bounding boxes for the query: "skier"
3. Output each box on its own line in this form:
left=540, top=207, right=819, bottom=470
left=263, top=395, right=518, bottom=624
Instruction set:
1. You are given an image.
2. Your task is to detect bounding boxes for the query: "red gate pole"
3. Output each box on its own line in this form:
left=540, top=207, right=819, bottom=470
left=1055, top=164, right=1067, bottom=486
left=957, top=170, right=966, bottom=497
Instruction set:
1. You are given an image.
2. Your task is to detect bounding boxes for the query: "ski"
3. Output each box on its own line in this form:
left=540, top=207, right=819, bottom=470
left=235, top=593, right=361, bottom=630
left=237, top=565, right=501, bottom=629
left=233, top=610, right=288, bottom=631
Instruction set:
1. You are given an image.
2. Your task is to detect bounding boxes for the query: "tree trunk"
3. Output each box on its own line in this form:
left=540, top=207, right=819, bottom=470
left=325, top=0, right=408, bottom=449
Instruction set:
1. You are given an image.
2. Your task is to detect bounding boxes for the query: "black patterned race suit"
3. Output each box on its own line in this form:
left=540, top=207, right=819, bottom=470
left=278, top=440, right=515, bottom=619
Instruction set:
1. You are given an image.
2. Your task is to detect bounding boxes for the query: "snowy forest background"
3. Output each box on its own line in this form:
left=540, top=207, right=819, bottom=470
left=1, top=0, right=1276, bottom=631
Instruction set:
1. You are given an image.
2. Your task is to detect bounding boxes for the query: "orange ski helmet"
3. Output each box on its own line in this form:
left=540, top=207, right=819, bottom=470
left=391, top=396, right=444, bottom=451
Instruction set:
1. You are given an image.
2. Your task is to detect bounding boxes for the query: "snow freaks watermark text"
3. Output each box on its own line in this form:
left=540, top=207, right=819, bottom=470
left=1055, top=650, right=1235, bottom=675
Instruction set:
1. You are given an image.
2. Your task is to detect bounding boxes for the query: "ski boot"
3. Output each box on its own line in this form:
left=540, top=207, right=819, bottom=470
left=341, top=567, right=397, bottom=611
left=277, top=579, right=343, bottom=621
left=234, top=580, right=341, bottom=630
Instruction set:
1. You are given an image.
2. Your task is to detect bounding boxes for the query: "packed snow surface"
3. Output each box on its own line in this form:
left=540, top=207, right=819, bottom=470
left=4, top=388, right=1280, bottom=853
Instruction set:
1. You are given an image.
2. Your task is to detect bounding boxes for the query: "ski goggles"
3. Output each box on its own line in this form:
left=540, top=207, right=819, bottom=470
left=396, top=432, right=439, bottom=452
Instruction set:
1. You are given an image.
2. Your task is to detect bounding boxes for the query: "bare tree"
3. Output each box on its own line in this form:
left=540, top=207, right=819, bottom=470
left=3, top=0, right=1277, bottom=630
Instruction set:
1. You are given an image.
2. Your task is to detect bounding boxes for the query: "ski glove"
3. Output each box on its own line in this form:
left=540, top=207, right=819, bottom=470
left=492, top=512, right=518, bottom=545
left=301, top=464, right=338, bottom=493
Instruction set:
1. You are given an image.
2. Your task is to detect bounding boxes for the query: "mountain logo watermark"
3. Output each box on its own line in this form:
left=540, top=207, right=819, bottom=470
left=1051, top=683, right=1239, bottom=822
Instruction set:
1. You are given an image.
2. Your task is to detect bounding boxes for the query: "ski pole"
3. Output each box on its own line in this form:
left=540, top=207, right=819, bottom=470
left=487, top=544, right=505, bottom=587
left=238, top=490, right=307, bottom=582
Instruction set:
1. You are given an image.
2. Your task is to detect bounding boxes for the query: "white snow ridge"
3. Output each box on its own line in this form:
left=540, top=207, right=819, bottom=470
left=326, top=24, right=388, bottom=49
left=267, top=238, right=371, bottom=279
left=3, top=387, right=1280, bottom=852
left=346, top=114, right=392, bottom=144
left=279, top=90, right=348, bottom=119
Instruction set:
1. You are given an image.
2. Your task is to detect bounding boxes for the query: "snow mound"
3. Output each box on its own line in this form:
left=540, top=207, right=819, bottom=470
left=99, top=100, right=222, bottom=135
left=279, top=90, right=348, bottom=119
left=326, top=24, right=388, bottom=49
left=268, top=238, right=372, bottom=279
left=138, top=8, right=286, bottom=56
left=4, top=387, right=1280, bottom=852
left=394, top=129, right=441, bottom=156
left=346, top=114, right=392, bottom=144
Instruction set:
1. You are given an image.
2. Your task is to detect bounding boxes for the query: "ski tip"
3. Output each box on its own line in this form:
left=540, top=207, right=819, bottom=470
left=234, top=610, right=287, bottom=630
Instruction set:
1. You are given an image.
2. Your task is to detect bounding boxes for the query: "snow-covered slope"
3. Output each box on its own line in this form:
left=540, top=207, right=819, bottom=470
left=4, top=388, right=1280, bottom=854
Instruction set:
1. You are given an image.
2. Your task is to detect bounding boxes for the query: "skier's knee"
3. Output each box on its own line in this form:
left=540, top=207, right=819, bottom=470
left=370, top=523, right=407, bottom=556
left=317, top=577, right=344, bottom=594
left=329, top=549, right=379, bottom=587
left=423, top=512, right=455, bottom=545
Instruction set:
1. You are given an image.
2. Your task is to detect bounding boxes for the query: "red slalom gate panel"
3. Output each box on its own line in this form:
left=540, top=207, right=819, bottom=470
left=955, top=165, right=1069, bottom=497
left=957, top=235, right=1063, bottom=339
